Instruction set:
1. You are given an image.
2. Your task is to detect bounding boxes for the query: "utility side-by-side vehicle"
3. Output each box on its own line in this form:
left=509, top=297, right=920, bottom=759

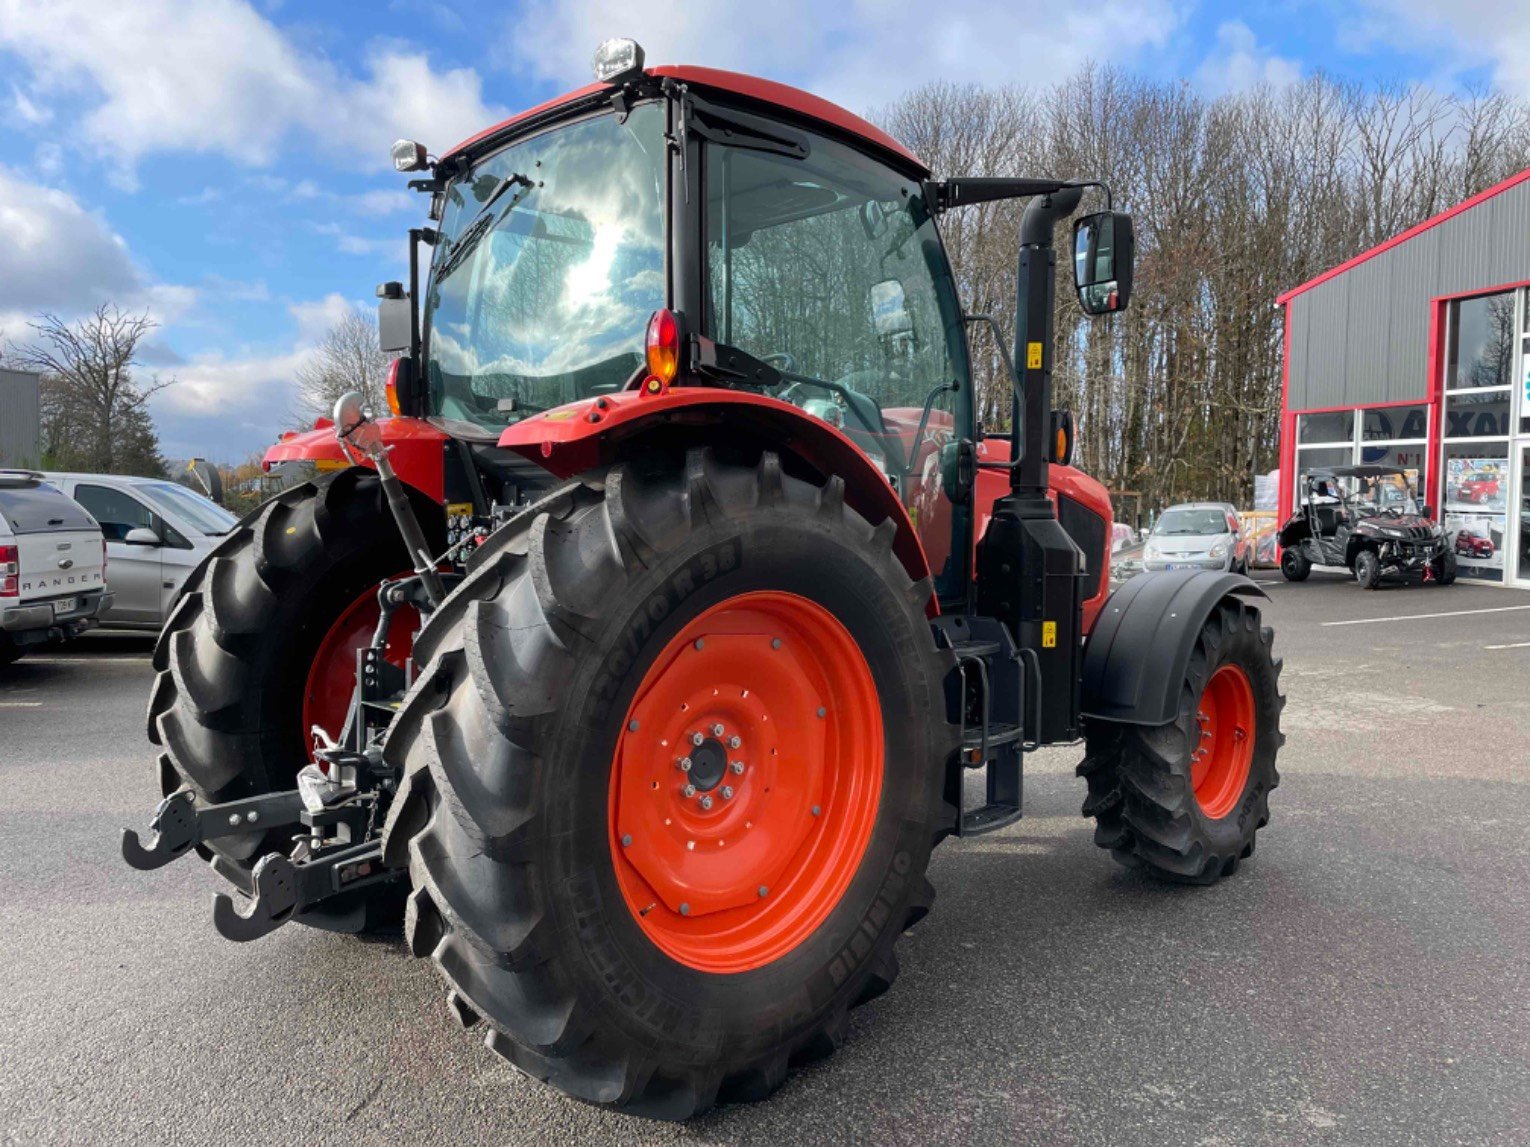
left=1279, top=464, right=1454, bottom=588
left=124, top=40, right=1284, bottom=1120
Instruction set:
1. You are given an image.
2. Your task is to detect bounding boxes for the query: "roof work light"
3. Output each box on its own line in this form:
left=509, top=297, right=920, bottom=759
left=593, top=38, right=645, bottom=85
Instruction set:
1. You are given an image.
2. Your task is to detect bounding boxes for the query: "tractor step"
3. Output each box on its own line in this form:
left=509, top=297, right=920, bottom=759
left=960, top=801, right=1023, bottom=835
left=961, top=722, right=1023, bottom=764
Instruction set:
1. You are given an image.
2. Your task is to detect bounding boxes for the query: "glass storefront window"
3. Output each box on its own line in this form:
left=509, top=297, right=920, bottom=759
left=1444, top=389, right=1512, bottom=438
left=1443, top=441, right=1509, bottom=582
left=1361, top=405, right=1428, bottom=442
left=1297, top=411, right=1354, bottom=445
left=1446, top=291, right=1516, bottom=390
left=1294, top=446, right=1353, bottom=510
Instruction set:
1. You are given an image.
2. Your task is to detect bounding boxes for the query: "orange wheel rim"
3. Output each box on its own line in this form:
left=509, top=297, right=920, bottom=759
left=609, top=591, right=883, bottom=974
left=1190, top=663, right=1256, bottom=819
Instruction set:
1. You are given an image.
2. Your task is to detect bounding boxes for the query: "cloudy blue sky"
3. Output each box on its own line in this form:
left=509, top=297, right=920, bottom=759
left=2, top=0, right=1528, bottom=461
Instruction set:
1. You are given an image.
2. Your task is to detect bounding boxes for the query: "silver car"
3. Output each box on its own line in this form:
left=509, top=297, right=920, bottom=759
left=1143, top=502, right=1251, bottom=575
left=41, top=473, right=236, bottom=630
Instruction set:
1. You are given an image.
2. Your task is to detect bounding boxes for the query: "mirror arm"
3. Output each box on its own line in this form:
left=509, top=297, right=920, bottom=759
left=902, top=380, right=959, bottom=479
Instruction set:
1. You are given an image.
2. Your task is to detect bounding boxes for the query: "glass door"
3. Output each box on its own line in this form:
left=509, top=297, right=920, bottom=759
left=1513, top=445, right=1530, bottom=587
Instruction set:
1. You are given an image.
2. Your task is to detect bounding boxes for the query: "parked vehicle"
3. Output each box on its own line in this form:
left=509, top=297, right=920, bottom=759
left=1455, top=528, right=1495, bottom=558
left=1279, top=465, right=1453, bottom=588
left=1142, top=502, right=1251, bottom=574
left=122, top=41, right=1283, bottom=1120
left=0, top=470, right=112, bottom=664
left=42, top=472, right=237, bottom=630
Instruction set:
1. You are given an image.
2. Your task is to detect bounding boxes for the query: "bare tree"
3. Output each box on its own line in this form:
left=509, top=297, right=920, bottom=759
left=4, top=304, right=172, bottom=476
left=290, top=308, right=391, bottom=426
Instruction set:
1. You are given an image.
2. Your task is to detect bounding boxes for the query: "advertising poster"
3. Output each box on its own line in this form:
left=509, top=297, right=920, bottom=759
left=1443, top=457, right=1507, bottom=580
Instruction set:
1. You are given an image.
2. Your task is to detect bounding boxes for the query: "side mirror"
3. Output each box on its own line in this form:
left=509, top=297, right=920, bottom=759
left=1072, top=211, right=1135, bottom=316
left=377, top=282, right=414, bottom=355
left=124, top=527, right=160, bottom=546
left=869, top=279, right=912, bottom=338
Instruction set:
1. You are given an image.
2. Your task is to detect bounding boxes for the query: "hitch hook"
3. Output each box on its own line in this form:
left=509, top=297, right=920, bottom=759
left=212, top=854, right=299, bottom=943
left=120, top=790, right=198, bottom=871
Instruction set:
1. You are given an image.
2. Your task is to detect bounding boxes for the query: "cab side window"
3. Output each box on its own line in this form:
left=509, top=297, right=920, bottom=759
left=74, top=484, right=155, bottom=542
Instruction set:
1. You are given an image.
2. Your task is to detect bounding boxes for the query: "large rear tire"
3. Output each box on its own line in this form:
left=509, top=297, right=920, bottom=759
left=1078, top=596, right=1282, bottom=884
left=146, top=467, right=440, bottom=928
left=380, top=449, right=956, bottom=1118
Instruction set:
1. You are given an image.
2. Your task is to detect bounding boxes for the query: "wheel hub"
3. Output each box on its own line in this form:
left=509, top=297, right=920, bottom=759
left=1190, top=663, right=1256, bottom=820
left=609, top=591, right=882, bottom=973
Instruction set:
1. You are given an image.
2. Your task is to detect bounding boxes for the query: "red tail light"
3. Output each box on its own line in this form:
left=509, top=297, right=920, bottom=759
left=0, top=544, right=18, bottom=598
left=643, top=309, right=680, bottom=395
left=385, top=358, right=402, bottom=415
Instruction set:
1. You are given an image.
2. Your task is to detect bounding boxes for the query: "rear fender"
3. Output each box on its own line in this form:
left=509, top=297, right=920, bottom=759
left=1081, top=570, right=1268, bottom=726
left=262, top=416, right=449, bottom=502
left=497, top=388, right=931, bottom=590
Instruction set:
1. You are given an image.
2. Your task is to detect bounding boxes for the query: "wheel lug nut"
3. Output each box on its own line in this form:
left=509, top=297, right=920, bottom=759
left=727, top=735, right=741, bottom=749
left=721, top=786, right=734, bottom=800
left=699, top=795, right=714, bottom=810
left=678, top=757, right=692, bottom=771
left=682, top=784, right=697, bottom=798
left=691, top=732, right=704, bottom=746
left=711, top=723, right=725, bottom=737
left=730, top=761, right=745, bottom=775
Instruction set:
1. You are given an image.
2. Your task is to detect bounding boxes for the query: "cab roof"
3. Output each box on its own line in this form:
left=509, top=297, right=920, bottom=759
left=442, top=65, right=928, bottom=177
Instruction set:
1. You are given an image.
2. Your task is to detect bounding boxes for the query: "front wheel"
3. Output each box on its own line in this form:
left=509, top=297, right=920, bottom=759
left=1279, top=546, right=1310, bottom=582
left=1078, top=596, right=1283, bottom=883
left=1433, top=549, right=1458, bottom=585
left=1355, top=549, right=1382, bottom=589
left=380, top=449, right=956, bottom=1118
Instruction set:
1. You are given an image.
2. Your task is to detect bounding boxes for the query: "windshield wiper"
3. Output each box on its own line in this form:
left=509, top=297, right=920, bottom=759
left=435, top=172, right=534, bottom=285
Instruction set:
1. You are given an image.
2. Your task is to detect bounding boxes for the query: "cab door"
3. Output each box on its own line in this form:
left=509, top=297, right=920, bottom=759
left=70, top=482, right=164, bottom=627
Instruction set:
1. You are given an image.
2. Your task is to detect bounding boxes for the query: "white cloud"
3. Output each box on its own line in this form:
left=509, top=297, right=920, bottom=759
left=0, top=0, right=508, bottom=172
left=1342, top=1, right=1530, bottom=95
left=0, top=167, right=143, bottom=316
left=1196, top=21, right=1301, bottom=96
left=505, top=0, right=1184, bottom=113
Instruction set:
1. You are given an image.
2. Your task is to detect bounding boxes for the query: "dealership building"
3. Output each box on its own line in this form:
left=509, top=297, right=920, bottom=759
left=1279, top=169, right=1530, bottom=585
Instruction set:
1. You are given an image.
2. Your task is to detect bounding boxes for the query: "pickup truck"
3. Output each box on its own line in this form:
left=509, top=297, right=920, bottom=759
left=0, top=471, right=113, bottom=664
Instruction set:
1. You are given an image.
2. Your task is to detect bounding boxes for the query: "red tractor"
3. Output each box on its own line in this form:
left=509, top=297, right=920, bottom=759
left=124, top=40, right=1283, bottom=1120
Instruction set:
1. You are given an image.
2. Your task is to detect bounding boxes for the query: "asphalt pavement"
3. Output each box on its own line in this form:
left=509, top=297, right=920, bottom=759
left=1, top=570, right=1528, bottom=1145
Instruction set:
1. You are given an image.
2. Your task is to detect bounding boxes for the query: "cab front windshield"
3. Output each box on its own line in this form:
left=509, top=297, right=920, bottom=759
left=423, top=104, right=667, bottom=430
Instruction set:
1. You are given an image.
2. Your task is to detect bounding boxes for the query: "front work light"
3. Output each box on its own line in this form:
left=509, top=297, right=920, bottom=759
left=391, top=139, right=429, bottom=172
left=593, top=38, right=645, bottom=85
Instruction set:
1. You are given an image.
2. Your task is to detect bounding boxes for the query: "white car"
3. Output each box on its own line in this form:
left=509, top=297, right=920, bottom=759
left=0, top=470, right=113, bottom=663
left=1143, top=502, right=1252, bottom=575
left=42, top=473, right=237, bottom=631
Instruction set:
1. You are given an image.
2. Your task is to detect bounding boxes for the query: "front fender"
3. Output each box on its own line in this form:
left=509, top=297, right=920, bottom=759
left=1081, top=570, right=1268, bottom=726
left=262, top=416, right=449, bottom=502
left=497, top=388, right=932, bottom=589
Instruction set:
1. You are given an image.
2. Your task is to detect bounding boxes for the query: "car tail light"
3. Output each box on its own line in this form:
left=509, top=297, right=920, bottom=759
left=1, top=544, right=18, bottom=597
left=643, top=309, right=679, bottom=395
left=101, top=537, right=108, bottom=582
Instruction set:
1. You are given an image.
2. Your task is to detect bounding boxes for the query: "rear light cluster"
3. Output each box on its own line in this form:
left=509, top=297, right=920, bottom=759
left=642, top=309, right=679, bottom=396
left=1, top=544, right=18, bottom=598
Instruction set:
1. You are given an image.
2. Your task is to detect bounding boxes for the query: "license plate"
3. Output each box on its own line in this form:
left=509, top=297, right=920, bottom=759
left=1166, top=563, right=1198, bottom=570
left=51, top=597, right=77, bottom=616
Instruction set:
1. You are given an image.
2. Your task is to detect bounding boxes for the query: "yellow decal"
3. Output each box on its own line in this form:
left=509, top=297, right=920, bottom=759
left=314, top=458, right=348, bottom=471
left=1026, top=341, right=1043, bottom=370
left=446, top=502, right=473, bottom=518
left=1042, top=620, right=1057, bottom=648
left=544, top=409, right=579, bottom=422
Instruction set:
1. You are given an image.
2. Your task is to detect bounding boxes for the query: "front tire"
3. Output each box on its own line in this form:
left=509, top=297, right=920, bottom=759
left=1355, top=548, right=1382, bottom=589
left=1279, top=547, right=1310, bottom=582
left=1434, top=549, right=1458, bottom=585
left=380, top=449, right=956, bottom=1118
left=1078, top=596, right=1282, bottom=883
